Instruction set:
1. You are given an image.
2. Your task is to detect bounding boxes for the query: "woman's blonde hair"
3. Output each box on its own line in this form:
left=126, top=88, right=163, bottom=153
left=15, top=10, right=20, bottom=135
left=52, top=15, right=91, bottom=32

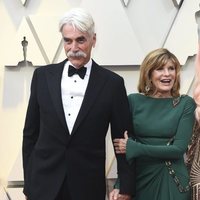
left=138, top=48, right=181, bottom=97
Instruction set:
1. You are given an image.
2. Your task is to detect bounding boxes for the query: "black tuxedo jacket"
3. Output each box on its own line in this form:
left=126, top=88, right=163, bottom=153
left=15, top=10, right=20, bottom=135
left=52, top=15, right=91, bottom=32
left=22, top=59, right=135, bottom=200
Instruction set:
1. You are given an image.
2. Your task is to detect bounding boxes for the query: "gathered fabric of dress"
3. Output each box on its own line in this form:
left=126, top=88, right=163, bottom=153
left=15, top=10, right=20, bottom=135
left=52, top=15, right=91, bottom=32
left=126, top=93, right=196, bottom=200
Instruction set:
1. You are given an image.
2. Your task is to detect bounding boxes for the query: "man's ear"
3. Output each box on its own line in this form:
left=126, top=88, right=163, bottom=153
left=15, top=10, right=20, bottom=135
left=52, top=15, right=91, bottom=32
left=92, top=33, right=96, bottom=48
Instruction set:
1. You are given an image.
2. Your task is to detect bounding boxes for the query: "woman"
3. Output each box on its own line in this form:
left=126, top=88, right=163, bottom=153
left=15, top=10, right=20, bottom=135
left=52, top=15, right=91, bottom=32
left=110, top=48, right=196, bottom=200
left=186, top=47, right=200, bottom=200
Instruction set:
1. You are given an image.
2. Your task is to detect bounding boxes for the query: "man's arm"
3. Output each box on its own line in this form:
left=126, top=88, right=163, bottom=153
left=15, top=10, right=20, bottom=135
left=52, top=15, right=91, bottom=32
left=110, top=76, right=135, bottom=196
left=22, top=69, right=40, bottom=195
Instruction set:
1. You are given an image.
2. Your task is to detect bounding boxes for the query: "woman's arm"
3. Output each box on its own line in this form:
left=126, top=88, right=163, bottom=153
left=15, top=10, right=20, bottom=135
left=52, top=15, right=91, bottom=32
left=114, top=97, right=196, bottom=162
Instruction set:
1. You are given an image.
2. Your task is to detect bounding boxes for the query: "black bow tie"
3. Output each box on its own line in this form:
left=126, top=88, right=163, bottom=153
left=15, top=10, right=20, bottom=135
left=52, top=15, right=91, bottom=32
left=68, top=65, right=87, bottom=79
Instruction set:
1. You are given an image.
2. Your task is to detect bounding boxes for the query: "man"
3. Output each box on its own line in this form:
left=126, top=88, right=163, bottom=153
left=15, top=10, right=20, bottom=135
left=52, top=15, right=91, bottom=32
left=22, top=8, right=135, bottom=200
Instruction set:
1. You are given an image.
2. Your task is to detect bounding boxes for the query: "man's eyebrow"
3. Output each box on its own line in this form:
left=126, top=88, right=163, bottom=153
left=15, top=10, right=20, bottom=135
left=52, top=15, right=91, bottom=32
left=76, top=36, right=86, bottom=40
left=63, top=37, right=70, bottom=41
left=63, top=36, right=86, bottom=41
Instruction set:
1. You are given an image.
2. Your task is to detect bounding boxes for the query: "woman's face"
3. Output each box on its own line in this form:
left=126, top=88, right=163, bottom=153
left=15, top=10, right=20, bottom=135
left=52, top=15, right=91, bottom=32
left=151, top=60, right=176, bottom=97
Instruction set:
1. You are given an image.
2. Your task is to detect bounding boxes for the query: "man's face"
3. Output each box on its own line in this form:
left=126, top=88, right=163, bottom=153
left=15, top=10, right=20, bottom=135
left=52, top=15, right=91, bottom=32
left=62, top=24, right=96, bottom=68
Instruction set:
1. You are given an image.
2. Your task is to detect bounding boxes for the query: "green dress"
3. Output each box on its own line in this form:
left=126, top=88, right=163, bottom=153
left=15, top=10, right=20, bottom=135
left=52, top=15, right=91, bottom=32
left=126, top=93, right=196, bottom=200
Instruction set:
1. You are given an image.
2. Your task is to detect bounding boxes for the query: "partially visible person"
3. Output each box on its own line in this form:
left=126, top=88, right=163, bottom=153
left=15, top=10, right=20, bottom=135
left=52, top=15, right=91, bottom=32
left=109, top=48, right=196, bottom=200
left=186, top=46, right=200, bottom=200
left=22, top=7, right=135, bottom=200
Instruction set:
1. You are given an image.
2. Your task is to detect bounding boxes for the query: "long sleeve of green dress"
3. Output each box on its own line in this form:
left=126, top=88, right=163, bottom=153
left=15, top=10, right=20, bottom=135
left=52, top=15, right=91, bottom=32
left=114, top=94, right=196, bottom=200
left=126, top=95, right=196, bottom=163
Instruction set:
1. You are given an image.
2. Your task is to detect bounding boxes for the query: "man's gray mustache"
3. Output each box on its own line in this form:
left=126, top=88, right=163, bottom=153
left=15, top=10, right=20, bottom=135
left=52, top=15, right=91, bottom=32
left=67, top=51, right=87, bottom=58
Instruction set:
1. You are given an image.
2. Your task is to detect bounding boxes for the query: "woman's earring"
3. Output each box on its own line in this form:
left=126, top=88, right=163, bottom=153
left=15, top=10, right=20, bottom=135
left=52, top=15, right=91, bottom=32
left=145, top=85, right=150, bottom=93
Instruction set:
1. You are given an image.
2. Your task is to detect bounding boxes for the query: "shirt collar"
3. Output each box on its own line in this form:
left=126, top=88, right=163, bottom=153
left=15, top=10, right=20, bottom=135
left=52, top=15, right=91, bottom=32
left=66, top=59, right=92, bottom=77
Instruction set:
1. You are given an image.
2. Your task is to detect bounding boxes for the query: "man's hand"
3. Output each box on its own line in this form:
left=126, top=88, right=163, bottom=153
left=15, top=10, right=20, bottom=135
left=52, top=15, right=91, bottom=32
left=109, top=189, right=131, bottom=200
left=109, top=189, right=119, bottom=200
left=117, top=194, right=131, bottom=200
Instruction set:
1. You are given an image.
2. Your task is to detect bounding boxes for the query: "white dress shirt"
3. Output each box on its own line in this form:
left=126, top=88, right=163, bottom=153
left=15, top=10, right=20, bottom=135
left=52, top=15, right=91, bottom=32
left=61, top=59, right=92, bottom=134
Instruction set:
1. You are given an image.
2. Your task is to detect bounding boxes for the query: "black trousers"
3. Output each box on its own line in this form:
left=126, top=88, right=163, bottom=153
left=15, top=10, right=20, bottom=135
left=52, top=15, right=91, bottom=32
left=55, top=176, right=71, bottom=200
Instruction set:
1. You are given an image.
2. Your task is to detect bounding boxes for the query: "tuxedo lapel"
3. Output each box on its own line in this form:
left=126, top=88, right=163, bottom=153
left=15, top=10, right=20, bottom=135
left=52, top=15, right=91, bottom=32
left=45, top=59, right=107, bottom=136
left=46, top=59, right=69, bottom=133
left=71, top=61, right=107, bottom=135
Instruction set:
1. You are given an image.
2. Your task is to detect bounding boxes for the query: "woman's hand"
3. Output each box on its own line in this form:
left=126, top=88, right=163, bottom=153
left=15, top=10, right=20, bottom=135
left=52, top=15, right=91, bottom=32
left=113, top=131, right=129, bottom=154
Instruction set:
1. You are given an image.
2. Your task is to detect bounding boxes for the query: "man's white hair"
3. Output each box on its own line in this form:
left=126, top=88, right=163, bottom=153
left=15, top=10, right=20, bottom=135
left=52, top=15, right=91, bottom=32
left=59, top=8, right=95, bottom=37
